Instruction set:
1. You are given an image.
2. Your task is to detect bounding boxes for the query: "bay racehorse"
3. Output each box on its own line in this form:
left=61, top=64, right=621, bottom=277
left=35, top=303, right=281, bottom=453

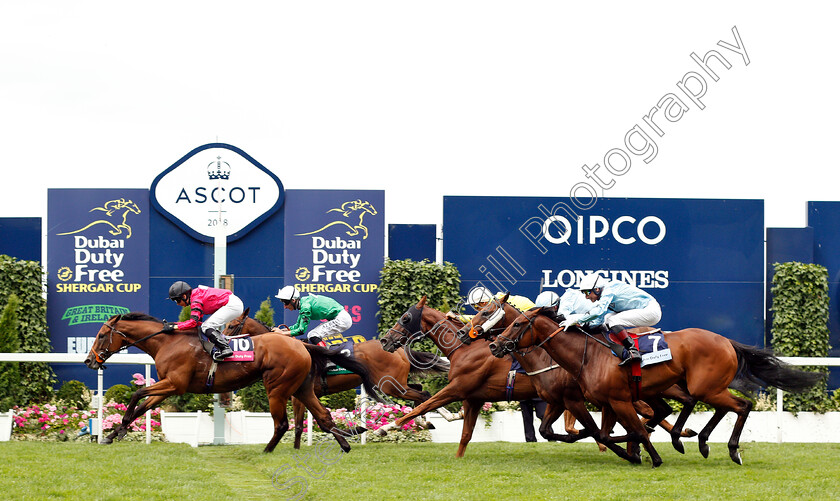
left=379, top=296, right=640, bottom=460
left=84, top=313, right=383, bottom=453
left=223, top=309, right=450, bottom=448
left=458, top=295, right=699, bottom=456
left=489, top=306, right=824, bottom=466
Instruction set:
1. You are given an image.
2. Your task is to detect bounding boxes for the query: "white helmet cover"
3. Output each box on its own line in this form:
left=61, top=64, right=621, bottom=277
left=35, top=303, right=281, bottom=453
left=275, top=285, right=300, bottom=302
left=534, top=291, right=561, bottom=308
left=467, top=286, right=494, bottom=306
left=577, top=273, right=605, bottom=291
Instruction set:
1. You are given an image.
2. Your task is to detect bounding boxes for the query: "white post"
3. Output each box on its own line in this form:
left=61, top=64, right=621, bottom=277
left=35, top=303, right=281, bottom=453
left=212, top=198, right=227, bottom=444
left=97, top=368, right=104, bottom=444
left=307, top=409, right=313, bottom=446
left=776, top=387, right=784, bottom=444
left=194, top=411, right=203, bottom=448
left=145, top=364, right=152, bottom=444
left=360, top=387, right=367, bottom=445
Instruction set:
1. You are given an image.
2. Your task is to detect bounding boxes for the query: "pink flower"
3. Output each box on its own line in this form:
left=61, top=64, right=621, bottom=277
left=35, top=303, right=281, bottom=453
left=482, top=402, right=493, bottom=411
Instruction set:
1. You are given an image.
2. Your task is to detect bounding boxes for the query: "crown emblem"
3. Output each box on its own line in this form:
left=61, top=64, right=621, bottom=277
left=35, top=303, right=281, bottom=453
left=208, top=156, right=231, bottom=180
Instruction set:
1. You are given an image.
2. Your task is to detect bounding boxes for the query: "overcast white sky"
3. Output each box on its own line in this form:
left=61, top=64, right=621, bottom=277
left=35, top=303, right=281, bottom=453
left=2, top=2, right=837, bottom=234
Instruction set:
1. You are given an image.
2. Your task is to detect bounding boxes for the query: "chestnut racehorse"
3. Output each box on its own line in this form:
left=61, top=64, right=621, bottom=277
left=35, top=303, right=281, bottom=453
left=489, top=306, right=824, bottom=466
left=458, top=295, right=699, bottom=455
left=84, top=313, right=382, bottom=453
left=223, top=310, right=450, bottom=449
left=379, top=296, right=641, bottom=460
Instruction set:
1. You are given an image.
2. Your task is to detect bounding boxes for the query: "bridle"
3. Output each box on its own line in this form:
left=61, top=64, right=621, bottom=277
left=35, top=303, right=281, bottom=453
left=385, top=304, right=464, bottom=356
left=93, top=315, right=166, bottom=367
left=385, top=304, right=426, bottom=350
left=459, top=298, right=508, bottom=344
left=490, top=310, right=543, bottom=357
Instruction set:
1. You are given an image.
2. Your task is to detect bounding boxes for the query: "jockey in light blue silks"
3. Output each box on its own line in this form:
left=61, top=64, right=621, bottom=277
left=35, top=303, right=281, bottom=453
left=559, top=273, right=662, bottom=366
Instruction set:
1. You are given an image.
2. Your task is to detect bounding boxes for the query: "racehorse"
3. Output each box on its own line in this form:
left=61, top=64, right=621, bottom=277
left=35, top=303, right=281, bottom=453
left=84, top=313, right=383, bottom=453
left=489, top=306, right=824, bottom=466
left=223, top=310, right=451, bottom=449
left=379, top=296, right=641, bottom=460
left=458, top=296, right=699, bottom=455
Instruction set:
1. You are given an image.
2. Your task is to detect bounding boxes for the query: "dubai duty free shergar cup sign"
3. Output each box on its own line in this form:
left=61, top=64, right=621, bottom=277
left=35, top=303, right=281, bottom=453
left=150, top=143, right=284, bottom=243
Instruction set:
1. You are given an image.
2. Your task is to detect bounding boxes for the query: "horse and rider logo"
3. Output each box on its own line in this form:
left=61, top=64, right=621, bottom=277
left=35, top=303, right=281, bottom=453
left=56, top=198, right=141, bottom=239
left=295, top=199, right=378, bottom=239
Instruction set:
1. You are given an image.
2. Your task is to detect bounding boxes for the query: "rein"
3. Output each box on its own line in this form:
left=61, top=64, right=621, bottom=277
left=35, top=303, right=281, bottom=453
left=94, top=316, right=166, bottom=365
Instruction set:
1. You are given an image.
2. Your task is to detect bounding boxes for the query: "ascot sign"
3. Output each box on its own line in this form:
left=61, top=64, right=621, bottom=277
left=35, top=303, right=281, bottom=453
left=150, top=143, right=284, bottom=242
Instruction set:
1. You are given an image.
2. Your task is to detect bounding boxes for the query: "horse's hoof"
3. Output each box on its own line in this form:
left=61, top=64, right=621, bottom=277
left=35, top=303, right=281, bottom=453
left=426, top=422, right=435, bottom=430
left=683, top=428, right=698, bottom=438
left=340, top=443, right=351, bottom=453
left=672, top=439, right=685, bottom=454
left=100, top=438, right=113, bottom=445
left=730, top=449, right=743, bottom=465
left=652, top=458, right=663, bottom=468
left=699, top=442, right=710, bottom=458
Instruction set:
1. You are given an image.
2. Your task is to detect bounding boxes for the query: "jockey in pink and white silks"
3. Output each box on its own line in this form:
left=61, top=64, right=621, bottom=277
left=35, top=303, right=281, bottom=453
left=559, top=273, right=662, bottom=366
left=164, top=281, right=243, bottom=361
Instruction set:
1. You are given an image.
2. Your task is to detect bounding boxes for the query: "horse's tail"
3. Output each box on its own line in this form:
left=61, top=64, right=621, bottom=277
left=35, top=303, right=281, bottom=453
left=404, top=346, right=450, bottom=376
left=303, top=344, right=386, bottom=403
left=730, top=340, right=825, bottom=393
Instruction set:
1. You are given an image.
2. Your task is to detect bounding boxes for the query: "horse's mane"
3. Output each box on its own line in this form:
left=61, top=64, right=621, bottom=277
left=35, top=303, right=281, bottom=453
left=112, top=312, right=162, bottom=323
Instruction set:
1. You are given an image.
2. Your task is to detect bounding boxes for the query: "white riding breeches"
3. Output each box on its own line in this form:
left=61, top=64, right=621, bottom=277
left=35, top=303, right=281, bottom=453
left=604, top=299, right=662, bottom=329
left=308, top=309, right=353, bottom=340
left=201, top=294, right=244, bottom=333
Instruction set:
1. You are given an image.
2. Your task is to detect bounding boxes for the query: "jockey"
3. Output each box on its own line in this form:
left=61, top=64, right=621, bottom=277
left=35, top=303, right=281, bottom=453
left=448, top=286, right=535, bottom=323
left=561, top=273, right=662, bottom=366
left=535, top=289, right=602, bottom=327
left=273, top=285, right=352, bottom=347
left=163, top=281, right=242, bottom=361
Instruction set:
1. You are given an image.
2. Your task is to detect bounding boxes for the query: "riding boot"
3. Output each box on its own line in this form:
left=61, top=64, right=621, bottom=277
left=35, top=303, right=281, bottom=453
left=206, top=328, right=233, bottom=361
left=614, top=329, right=641, bottom=366
left=309, top=336, right=327, bottom=348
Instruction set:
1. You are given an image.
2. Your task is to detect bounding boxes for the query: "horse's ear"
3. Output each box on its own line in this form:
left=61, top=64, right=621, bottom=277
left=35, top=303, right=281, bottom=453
left=242, top=307, right=250, bottom=318
left=501, top=292, right=510, bottom=303
left=418, top=296, right=428, bottom=307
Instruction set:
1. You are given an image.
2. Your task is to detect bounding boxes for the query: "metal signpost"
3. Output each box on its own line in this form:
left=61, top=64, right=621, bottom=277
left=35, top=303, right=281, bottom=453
left=151, top=143, right=284, bottom=445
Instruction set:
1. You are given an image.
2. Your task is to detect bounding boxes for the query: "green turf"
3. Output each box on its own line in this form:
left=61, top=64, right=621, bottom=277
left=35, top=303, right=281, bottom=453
left=1, top=440, right=839, bottom=500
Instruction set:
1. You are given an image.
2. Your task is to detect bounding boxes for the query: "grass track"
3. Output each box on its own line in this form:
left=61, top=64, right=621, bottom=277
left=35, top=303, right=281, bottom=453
left=1, top=441, right=839, bottom=500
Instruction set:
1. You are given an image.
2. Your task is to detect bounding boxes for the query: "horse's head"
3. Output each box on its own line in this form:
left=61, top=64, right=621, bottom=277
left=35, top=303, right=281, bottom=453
left=455, top=293, right=514, bottom=344
left=84, top=315, right=127, bottom=370
left=222, top=308, right=255, bottom=337
left=488, top=307, right=551, bottom=358
left=381, top=296, right=428, bottom=353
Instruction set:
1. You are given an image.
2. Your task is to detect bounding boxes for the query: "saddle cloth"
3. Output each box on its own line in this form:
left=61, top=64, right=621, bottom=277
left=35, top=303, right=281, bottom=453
left=198, top=332, right=255, bottom=362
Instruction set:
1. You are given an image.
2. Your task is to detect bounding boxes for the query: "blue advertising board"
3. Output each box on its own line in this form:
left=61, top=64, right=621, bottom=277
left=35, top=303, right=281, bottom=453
left=443, top=197, right=765, bottom=346
left=808, top=202, right=840, bottom=387
left=0, top=217, right=41, bottom=262
left=283, top=190, right=384, bottom=341
left=47, top=189, right=150, bottom=386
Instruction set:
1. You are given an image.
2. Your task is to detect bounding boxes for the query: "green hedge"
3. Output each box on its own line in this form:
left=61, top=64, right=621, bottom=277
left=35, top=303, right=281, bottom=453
left=770, top=262, right=833, bottom=412
left=376, top=258, right=461, bottom=337
left=0, top=255, right=56, bottom=404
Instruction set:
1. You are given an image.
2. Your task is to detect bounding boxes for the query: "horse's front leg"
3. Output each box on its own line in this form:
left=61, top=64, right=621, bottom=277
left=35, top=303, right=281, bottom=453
left=455, top=399, right=482, bottom=458
left=102, top=379, right=180, bottom=444
left=377, top=383, right=465, bottom=435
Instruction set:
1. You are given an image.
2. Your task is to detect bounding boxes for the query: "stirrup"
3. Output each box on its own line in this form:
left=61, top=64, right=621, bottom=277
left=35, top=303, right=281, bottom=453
left=213, top=347, right=233, bottom=362
left=618, top=349, right=641, bottom=366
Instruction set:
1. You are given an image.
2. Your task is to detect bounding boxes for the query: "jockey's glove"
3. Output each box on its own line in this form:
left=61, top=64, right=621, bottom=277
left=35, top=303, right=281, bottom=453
left=162, top=322, right=177, bottom=333
left=560, top=314, right=583, bottom=330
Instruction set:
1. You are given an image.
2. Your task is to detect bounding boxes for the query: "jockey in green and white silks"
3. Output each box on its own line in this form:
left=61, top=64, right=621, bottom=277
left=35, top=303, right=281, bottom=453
left=275, top=285, right=352, bottom=347
left=561, top=273, right=661, bottom=366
